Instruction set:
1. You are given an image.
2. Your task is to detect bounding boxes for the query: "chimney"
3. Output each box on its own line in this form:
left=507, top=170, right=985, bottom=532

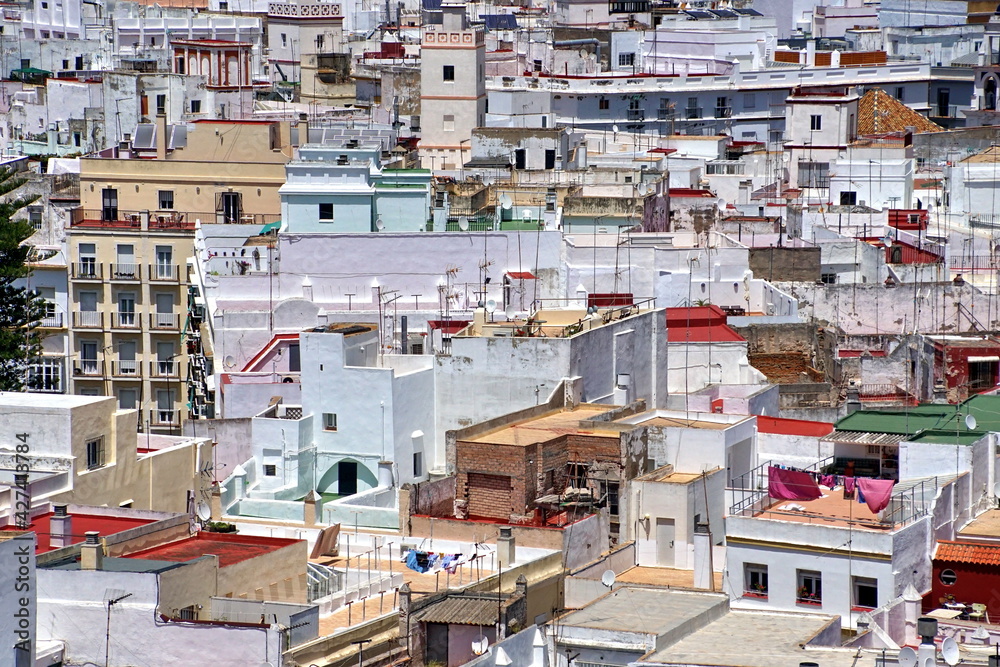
left=378, top=460, right=394, bottom=487
left=497, top=526, right=516, bottom=568
left=297, top=119, right=310, bottom=147
left=156, top=113, right=168, bottom=160
left=693, top=522, right=713, bottom=590
left=50, top=504, right=72, bottom=549
left=303, top=490, right=319, bottom=526
left=80, top=531, right=103, bottom=570
left=917, top=617, right=938, bottom=666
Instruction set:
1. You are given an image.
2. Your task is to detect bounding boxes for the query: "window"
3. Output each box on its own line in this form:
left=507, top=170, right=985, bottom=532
left=840, top=191, right=857, bottom=206
left=74, top=132, right=81, bottom=147
left=324, top=413, right=338, bottom=431
left=190, top=99, right=201, bottom=114
left=442, top=65, right=455, bottom=81
left=158, top=190, right=174, bottom=210
left=264, top=464, right=277, bottom=476
left=799, top=161, right=830, bottom=188
left=810, top=114, right=822, bottom=131
left=443, top=115, right=455, bottom=132
left=744, top=564, right=768, bottom=598
left=28, top=358, right=62, bottom=392
left=316, top=34, right=324, bottom=49
left=895, top=86, right=904, bottom=101
left=599, top=97, right=609, bottom=110
left=821, top=273, right=837, bottom=284
left=744, top=93, right=756, bottom=109
left=599, top=480, right=619, bottom=516
left=28, top=207, right=42, bottom=230
left=86, top=437, right=105, bottom=470
left=318, top=203, right=334, bottom=221
left=75, top=55, right=83, bottom=70
left=853, top=577, right=878, bottom=609
left=413, top=451, right=423, bottom=477
left=618, top=52, right=635, bottom=67
left=281, top=33, right=287, bottom=47
left=156, top=94, right=166, bottom=116
left=940, top=569, right=957, bottom=585
left=797, top=570, right=822, bottom=604
left=62, top=59, right=68, bottom=70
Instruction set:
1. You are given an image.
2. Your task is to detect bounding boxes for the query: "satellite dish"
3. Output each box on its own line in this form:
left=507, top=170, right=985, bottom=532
left=522, top=208, right=532, bottom=221
left=993, top=481, right=1000, bottom=498
left=579, top=47, right=589, bottom=59
left=504, top=304, right=517, bottom=319
left=485, top=299, right=497, bottom=313
left=601, top=569, right=616, bottom=588
left=458, top=216, right=470, bottom=231
left=883, top=234, right=893, bottom=248
left=612, top=124, right=619, bottom=134
left=898, top=647, right=918, bottom=667
left=375, top=217, right=385, bottom=231
left=499, top=194, right=513, bottom=210
left=196, top=502, right=211, bottom=521
left=966, top=414, right=978, bottom=430
left=484, top=176, right=495, bottom=186
left=941, top=637, right=960, bottom=666
left=471, top=635, right=490, bottom=656
left=223, top=355, right=236, bottom=369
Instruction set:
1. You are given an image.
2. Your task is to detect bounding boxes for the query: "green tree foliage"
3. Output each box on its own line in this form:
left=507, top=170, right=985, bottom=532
left=0, top=167, right=45, bottom=391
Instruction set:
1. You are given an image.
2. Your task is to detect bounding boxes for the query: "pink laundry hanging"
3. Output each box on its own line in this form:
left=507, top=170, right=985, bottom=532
left=856, top=478, right=896, bottom=514
left=768, top=466, right=822, bottom=501
left=844, top=476, right=856, bottom=494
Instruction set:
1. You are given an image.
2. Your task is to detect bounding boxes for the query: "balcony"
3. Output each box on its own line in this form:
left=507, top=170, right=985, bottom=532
left=72, top=262, right=102, bottom=280
left=38, top=313, right=64, bottom=328
left=111, top=360, right=141, bottom=378
left=685, top=107, right=702, bottom=120
left=73, top=311, right=103, bottom=328
left=109, top=263, right=141, bottom=281
left=149, top=264, right=181, bottom=283
left=714, top=106, right=733, bottom=118
left=149, top=409, right=179, bottom=427
left=149, top=313, right=181, bottom=330
left=111, top=312, right=140, bottom=330
left=71, top=207, right=281, bottom=229
left=657, top=108, right=675, bottom=120
left=149, top=360, right=181, bottom=379
left=627, top=109, right=645, bottom=121
left=73, top=360, right=104, bottom=378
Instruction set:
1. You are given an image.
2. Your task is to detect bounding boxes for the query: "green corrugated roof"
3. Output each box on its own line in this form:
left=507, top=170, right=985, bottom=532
left=906, top=429, right=988, bottom=446
left=936, top=394, right=1000, bottom=433
left=835, top=405, right=955, bottom=435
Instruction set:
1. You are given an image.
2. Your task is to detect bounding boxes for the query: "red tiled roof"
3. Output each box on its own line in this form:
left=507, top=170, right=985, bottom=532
left=665, top=306, right=745, bottom=343
left=124, top=531, right=302, bottom=567
left=1, top=513, right=156, bottom=553
left=935, top=540, right=1000, bottom=566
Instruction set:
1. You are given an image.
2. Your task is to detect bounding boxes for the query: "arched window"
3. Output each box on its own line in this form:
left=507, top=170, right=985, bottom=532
left=986, top=77, right=997, bottom=111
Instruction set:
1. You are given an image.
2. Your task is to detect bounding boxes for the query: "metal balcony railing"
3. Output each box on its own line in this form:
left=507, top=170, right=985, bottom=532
left=109, top=263, right=140, bottom=280
left=72, top=262, right=101, bottom=279
left=685, top=107, right=702, bottom=119
left=111, top=312, right=140, bottom=329
left=111, top=360, right=141, bottom=377
left=149, top=264, right=179, bottom=282
left=715, top=106, right=733, bottom=118
left=149, top=313, right=180, bottom=330
left=73, top=360, right=104, bottom=377
left=38, top=313, right=63, bottom=328
left=627, top=108, right=645, bottom=121
left=149, top=409, right=178, bottom=426
left=149, top=360, right=180, bottom=378
left=73, top=311, right=103, bottom=328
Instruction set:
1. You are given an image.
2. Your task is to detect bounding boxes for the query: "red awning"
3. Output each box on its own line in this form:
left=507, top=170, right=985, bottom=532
left=506, top=271, right=537, bottom=280
left=428, top=320, right=471, bottom=334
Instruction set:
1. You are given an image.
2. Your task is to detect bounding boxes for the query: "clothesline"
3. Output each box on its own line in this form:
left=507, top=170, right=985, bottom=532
left=767, top=465, right=897, bottom=514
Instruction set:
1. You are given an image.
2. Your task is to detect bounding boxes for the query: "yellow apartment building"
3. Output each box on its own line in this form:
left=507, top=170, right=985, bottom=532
left=68, top=117, right=297, bottom=431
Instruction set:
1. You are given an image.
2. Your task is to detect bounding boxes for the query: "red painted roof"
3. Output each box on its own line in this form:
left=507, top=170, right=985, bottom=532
left=838, top=350, right=887, bottom=358
left=1, top=513, right=155, bottom=553
left=669, top=188, right=715, bottom=198
left=428, top=319, right=470, bottom=334
left=665, top=306, right=745, bottom=343
left=506, top=271, right=536, bottom=280
left=935, top=540, right=1000, bottom=566
left=125, top=531, right=302, bottom=567
left=756, top=415, right=834, bottom=437
left=242, top=333, right=300, bottom=372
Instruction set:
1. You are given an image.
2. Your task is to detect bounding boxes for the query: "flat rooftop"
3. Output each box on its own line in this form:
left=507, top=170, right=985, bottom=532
left=959, top=509, right=1000, bottom=540
left=124, top=532, right=302, bottom=567
left=640, top=610, right=848, bottom=667
left=557, top=587, right=726, bottom=635
left=619, top=409, right=747, bottom=430
left=1, top=512, right=156, bottom=553
left=0, top=392, right=109, bottom=409
left=636, top=465, right=723, bottom=484
left=465, top=405, right=618, bottom=447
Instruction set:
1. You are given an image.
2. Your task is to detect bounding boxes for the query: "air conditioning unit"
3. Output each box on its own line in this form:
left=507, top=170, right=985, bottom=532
left=281, top=375, right=297, bottom=383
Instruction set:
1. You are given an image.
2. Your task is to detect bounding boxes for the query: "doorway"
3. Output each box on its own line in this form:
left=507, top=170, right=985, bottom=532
left=338, top=460, right=358, bottom=496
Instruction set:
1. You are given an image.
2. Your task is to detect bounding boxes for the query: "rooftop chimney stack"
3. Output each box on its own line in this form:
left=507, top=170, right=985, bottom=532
left=156, top=113, right=168, bottom=160
left=80, top=531, right=103, bottom=570
left=50, top=504, right=72, bottom=549
left=917, top=616, right=938, bottom=666
left=497, top=526, right=516, bottom=568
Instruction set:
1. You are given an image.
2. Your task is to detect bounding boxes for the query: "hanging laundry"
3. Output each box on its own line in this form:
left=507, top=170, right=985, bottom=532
left=857, top=486, right=866, bottom=505
left=768, top=466, right=821, bottom=501
left=844, top=476, right=856, bottom=494
left=857, top=478, right=896, bottom=514
left=405, top=549, right=431, bottom=573
left=819, top=474, right=837, bottom=489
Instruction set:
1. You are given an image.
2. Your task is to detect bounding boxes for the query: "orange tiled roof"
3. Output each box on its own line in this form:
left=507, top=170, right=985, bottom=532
left=857, top=88, right=944, bottom=136
left=935, top=540, right=1000, bottom=565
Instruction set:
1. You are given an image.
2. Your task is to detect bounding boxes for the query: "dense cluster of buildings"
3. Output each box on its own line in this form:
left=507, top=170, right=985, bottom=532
left=8, top=0, right=1000, bottom=663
